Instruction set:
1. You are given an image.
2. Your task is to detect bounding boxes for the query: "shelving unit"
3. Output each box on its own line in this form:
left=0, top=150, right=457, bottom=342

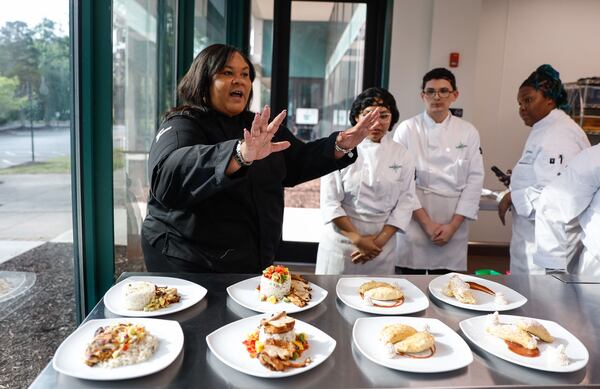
left=565, top=78, right=600, bottom=138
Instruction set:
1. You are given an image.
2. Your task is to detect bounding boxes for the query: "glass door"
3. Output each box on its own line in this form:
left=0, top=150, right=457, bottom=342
left=250, top=0, right=390, bottom=259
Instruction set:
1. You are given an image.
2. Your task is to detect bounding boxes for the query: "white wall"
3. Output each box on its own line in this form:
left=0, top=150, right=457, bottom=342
left=389, top=0, right=600, bottom=243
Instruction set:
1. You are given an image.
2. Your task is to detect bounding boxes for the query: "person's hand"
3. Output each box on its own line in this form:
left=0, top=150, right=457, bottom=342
left=498, top=191, right=512, bottom=226
left=240, top=106, right=290, bottom=162
left=431, top=224, right=459, bottom=246
left=419, top=220, right=441, bottom=239
left=348, top=234, right=382, bottom=262
left=499, top=169, right=512, bottom=187
left=335, top=110, right=380, bottom=152
left=351, top=250, right=371, bottom=264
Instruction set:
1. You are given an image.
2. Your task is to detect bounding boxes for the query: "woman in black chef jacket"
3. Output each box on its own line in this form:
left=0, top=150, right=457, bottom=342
left=142, top=44, right=378, bottom=273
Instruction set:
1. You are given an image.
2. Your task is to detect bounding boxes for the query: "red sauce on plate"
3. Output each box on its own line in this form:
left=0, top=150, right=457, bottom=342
left=466, top=281, right=495, bottom=296
left=505, top=340, right=540, bottom=357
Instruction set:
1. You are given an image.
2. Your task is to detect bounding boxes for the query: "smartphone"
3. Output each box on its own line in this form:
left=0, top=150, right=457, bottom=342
left=491, top=165, right=510, bottom=187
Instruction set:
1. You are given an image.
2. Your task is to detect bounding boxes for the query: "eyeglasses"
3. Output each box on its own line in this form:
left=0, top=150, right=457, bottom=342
left=361, top=110, right=392, bottom=122
left=423, top=88, right=454, bottom=98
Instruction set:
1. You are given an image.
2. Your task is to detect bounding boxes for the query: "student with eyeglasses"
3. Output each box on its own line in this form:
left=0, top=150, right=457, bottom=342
left=315, top=87, right=418, bottom=275
left=392, top=68, right=484, bottom=274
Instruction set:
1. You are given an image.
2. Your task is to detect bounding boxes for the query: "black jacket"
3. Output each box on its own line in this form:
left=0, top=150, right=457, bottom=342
left=142, top=107, right=356, bottom=273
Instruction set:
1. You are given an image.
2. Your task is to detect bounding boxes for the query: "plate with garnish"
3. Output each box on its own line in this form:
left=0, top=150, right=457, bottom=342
left=206, top=311, right=336, bottom=378
left=428, top=273, right=526, bottom=311
left=336, top=277, right=429, bottom=315
left=353, top=316, right=473, bottom=373
left=104, top=276, right=207, bottom=317
left=460, top=313, right=588, bottom=372
left=227, top=265, right=327, bottom=313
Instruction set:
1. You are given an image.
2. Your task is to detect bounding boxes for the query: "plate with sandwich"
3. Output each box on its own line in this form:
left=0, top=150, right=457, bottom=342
left=336, top=277, right=429, bottom=315
left=353, top=316, right=473, bottom=373
left=206, top=311, right=336, bottom=378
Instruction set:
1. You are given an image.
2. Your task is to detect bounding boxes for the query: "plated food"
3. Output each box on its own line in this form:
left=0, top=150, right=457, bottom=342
left=460, top=313, right=589, bottom=372
left=358, top=280, right=404, bottom=307
left=243, top=311, right=311, bottom=371
left=380, top=323, right=435, bottom=358
left=353, top=316, right=473, bottom=373
left=103, top=276, right=207, bottom=317
left=53, top=318, right=184, bottom=380
left=227, top=273, right=327, bottom=314
left=206, top=313, right=336, bottom=378
left=485, top=312, right=559, bottom=360
left=258, top=265, right=312, bottom=307
left=84, top=322, right=158, bottom=368
left=336, top=277, right=429, bottom=315
left=429, top=273, right=527, bottom=311
left=123, top=281, right=180, bottom=312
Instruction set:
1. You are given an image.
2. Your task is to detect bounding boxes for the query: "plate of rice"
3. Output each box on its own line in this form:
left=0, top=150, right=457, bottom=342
left=104, top=276, right=207, bottom=317
left=53, top=318, right=183, bottom=380
left=227, top=267, right=328, bottom=313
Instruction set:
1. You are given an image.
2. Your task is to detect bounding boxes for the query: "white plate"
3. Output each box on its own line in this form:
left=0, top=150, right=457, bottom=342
left=336, top=277, right=429, bottom=315
left=460, top=314, right=589, bottom=372
left=428, top=273, right=527, bottom=311
left=353, top=316, right=473, bottom=373
left=104, top=276, right=207, bottom=317
left=206, top=313, right=336, bottom=378
left=53, top=318, right=184, bottom=380
left=226, top=276, right=327, bottom=313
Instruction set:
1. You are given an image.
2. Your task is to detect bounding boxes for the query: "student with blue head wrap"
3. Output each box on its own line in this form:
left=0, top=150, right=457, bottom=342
left=497, top=64, right=591, bottom=274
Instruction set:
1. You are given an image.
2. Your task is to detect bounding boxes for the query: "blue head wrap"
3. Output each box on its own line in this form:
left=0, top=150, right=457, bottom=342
left=520, top=64, right=570, bottom=111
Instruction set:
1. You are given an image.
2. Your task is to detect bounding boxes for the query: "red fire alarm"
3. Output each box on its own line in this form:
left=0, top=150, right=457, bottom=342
left=449, top=52, right=459, bottom=67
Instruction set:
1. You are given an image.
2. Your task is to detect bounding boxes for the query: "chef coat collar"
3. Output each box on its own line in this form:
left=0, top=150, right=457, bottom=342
left=532, top=108, right=561, bottom=131
left=423, top=110, right=452, bottom=129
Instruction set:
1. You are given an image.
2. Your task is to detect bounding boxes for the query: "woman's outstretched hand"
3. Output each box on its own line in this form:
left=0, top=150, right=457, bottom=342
left=335, top=110, right=380, bottom=156
left=240, top=106, right=290, bottom=163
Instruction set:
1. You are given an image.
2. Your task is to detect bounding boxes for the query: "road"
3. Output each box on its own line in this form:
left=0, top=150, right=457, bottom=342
left=0, top=126, right=70, bottom=169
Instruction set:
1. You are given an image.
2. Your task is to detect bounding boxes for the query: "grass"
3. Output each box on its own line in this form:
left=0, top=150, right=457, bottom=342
left=0, top=150, right=125, bottom=175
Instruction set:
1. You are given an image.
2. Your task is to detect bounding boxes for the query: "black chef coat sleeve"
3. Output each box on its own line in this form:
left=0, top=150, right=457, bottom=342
left=278, top=128, right=357, bottom=187
left=148, top=116, right=244, bottom=209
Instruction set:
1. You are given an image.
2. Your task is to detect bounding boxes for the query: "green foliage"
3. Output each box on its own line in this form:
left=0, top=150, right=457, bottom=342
left=0, top=18, right=70, bottom=125
left=0, top=76, right=25, bottom=122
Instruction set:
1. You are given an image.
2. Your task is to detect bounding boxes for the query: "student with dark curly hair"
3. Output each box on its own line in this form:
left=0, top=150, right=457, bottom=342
left=497, top=64, right=591, bottom=274
left=315, top=87, right=417, bottom=274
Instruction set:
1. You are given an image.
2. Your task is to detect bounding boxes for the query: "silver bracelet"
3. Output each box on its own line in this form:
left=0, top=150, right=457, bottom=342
left=234, top=140, right=252, bottom=166
left=334, top=142, right=353, bottom=155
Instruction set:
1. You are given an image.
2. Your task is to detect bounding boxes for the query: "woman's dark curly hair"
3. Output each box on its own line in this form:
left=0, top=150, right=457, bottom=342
left=520, top=64, right=569, bottom=111
left=349, top=87, right=399, bottom=129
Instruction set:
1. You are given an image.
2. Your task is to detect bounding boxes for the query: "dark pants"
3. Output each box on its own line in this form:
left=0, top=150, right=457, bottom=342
left=395, top=267, right=453, bottom=275
left=142, top=234, right=203, bottom=273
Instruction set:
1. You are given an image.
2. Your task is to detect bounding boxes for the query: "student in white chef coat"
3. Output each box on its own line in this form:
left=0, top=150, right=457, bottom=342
left=316, top=87, right=418, bottom=275
left=497, top=64, right=590, bottom=274
left=393, top=68, right=484, bottom=274
left=533, top=144, right=600, bottom=275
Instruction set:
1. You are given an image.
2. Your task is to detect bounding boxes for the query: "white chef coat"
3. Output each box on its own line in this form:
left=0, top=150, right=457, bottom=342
left=534, top=144, right=600, bottom=275
left=315, top=133, right=418, bottom=275
left=393, top=111, right=484, bottom=271
left=509, top=109, right=591, bottom=274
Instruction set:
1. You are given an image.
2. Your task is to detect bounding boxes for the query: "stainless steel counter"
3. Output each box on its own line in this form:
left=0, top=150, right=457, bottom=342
left=31, top=273, right=600, bottom=388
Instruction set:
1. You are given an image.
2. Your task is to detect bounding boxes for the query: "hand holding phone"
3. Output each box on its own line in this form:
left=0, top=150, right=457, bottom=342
left=491, top=165, right=511, bottom=187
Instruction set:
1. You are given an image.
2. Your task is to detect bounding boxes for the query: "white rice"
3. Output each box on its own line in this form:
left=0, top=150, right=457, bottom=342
left=123, top=281, right=155, bottom=310
left=258, top=326, right=295, bottom=343
left=259, top=275, right=291, bottom=300
left=100, top=334, right=159, bottom=368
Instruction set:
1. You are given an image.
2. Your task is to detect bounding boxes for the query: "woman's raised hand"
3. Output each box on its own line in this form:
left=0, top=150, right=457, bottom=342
left=240, top=106, right=290, bottom=163
left=335, top=110, right=380, bottom=153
